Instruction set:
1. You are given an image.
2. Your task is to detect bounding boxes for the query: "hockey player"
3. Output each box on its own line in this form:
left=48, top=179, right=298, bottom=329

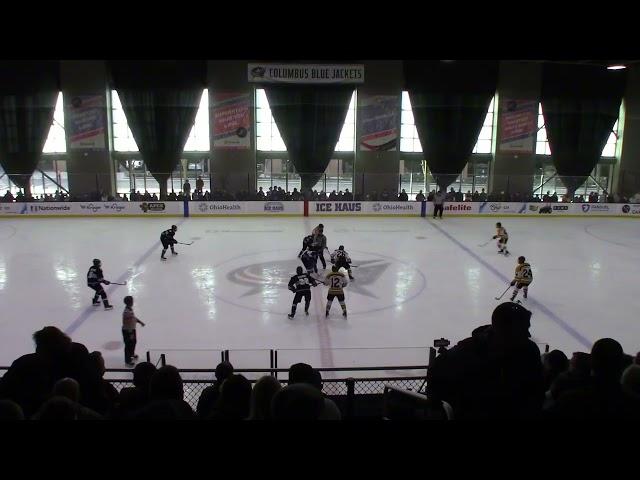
left=287, top=266, right=318, bottom=318
left=298, top=234, right=315, bottom=259
left=493, top=222, right=510, bottom=256
left=312, top=225, right=328, bottom=270
left=160, top=225, right=179, bottom=260
left=510, top=256, right=533, bottom=302
left=87, top=259, right=113, bottom=310
left=325, top=265, right=348, bottom=318
left=299, top=247, right=318, bottom=275
left=330, top=245, right=354, bottom=280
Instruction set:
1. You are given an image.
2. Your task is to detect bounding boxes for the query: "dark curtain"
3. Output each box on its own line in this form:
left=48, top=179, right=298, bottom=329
left=0, top=61, right=59, bottom=194
left=405, top=61, right=498, bottom=190
left=265, top=85, right=353, bottom=190
left=541, top=64, right=626, bottom=195
left=109, top=61, right=205, bottom=198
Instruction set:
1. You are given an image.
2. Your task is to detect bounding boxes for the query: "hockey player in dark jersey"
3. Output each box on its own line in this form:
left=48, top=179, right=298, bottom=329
left=87, top=259, right=113, bottom=310
left=298, top=234, right=315, bottom=259
left=287, top=266, right=318, bottom=318
left=160, top=225, right=179, bottom=260
left=299, top=247, right=318, bottom=274
left=330, top=245, right=354, bottom=280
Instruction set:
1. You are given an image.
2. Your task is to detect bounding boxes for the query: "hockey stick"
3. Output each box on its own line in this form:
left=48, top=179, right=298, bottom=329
left=478, top=239, right=493, bottom=247
left=176, top=241, right=194, bottom=245
left=494, top=284, right=512, bottom=300
left=109, top=281, right=127, bottom=286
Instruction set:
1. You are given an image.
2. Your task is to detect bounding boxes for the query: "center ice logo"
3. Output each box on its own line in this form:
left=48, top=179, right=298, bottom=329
left=216, top=250, right=426, bottom=315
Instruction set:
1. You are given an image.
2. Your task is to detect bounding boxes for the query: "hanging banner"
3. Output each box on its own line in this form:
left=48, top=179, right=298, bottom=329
left=358, top=95, right=399, bottom=151
left=248, top=63, right=364, bottom=84
left=67, top=95, right=106, bottom=150
left=498, top=99, right=537, bottom=154
left=212, top=93, right=251, bottom=150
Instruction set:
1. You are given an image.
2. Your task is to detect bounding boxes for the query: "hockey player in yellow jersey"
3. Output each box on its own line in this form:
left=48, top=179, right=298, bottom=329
left=325, top=265, right=348, bottom=318
left=493, top=222, right=510, bottom=256
left=510, top=256, right=533, bottom=302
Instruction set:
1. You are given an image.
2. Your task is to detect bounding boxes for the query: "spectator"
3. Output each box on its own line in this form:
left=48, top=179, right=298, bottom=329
left=551, top=192, right=558, bottom=202
left=415, top=190, right=425, bottom=202
left=542, top=350, right=569, bottom=392
left=196, top=176, right=204, bottom=193
left=621, top=365, right=640, bottom=400
left=478, top=188, right=487, bottom=202
left=79, top=351, right=119, bottom=416
left=168, top=191, right=177, bottom=201
left=132, top=362, right=156, bottom=401
left=3, top=190, right=15, bottom=202
left=183, top=180, right=191, bottom=198
left=370, top=190, right=379, bottom=201
left=208, top=374, right=252, bottom=420
left=52, top=378, right=81, bottom=404
left=248, top=375, right=282, bottom=420
left=151, top=193, right=158, bottom=201
left=337, top=190, right=344, bottom=200
left=0, top=400, right=24, bottom=420
left=329, top=190, right=338, bottom=200
left=398, top=189, right=409, bottom=202
left=546, top=338, right=640, bottom=419
left=454, top=189, right=463, bottom=202
left=196, top=361, right=234, bottom=419
left=288, top=363, right=341, bottom=420
left=256, top=187, right=266, bottom=200
left=427, top=302, right=545, bottom=419
left=343, top=188, right=353, bottom=201
left=272, top=383, right=324, bottom=420
left=427, top=190, right=435, bottom=201
left=464, top=190, right=472, bottom=202
left=547, top=352, right=592, bottom=404
left=32, top=396, right=81, bottom=420
left=318, top=190, right=327, bottom=201
left=291, top=188, right=302, bottom=201
left=381, top=190, right=390, bottom=201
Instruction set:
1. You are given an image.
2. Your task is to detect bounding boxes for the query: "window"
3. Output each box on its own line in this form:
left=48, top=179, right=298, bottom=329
left=43, top=92, right=66, bottom=154
left=472, top=96, right=495, bottom=154
left=111, top=90, right=139, bottom=153
left=1, top=92, right=69, bottom=196
left=536, top=104, right=620, bottom=157
left=255, top=88, right=356, bottom=193
left=256, top=88, right=357, bottom=153
left=401, top=92, right=496, bottom=154
left=111, top=89, right=210, bottom=196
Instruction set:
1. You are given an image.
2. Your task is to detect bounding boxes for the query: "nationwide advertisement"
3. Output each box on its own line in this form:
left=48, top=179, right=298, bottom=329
left=16, top=202, right=183, bottom=216
left=212, top=93, right=251, bottom=150
left=358, top=95, right=399, bottom=151
left=248, top=64, right=364, bottom=84
left=498, top=99, right=537, bottom=154
left=67, top=95, right=106, bottom=150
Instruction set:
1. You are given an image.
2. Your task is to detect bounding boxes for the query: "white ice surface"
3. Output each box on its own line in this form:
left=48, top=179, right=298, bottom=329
left=0, top=216, right=638, bottom=370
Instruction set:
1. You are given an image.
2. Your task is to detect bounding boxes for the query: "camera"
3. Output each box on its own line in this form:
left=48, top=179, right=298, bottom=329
left=433, top=338, right=450, bottom=348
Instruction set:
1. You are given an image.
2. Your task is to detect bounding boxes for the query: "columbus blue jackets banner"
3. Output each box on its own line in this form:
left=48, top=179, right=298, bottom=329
left=67, top=95, right=106, bottom=150
left=498, top=99, right=537, bottom=154
left=248, top=64, right=364, bottom=84
left=358, top=95, right=399, bottom=151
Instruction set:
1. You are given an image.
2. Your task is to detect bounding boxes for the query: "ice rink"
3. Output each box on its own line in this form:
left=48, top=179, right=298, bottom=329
left=1, top=215, right=639, bottom=370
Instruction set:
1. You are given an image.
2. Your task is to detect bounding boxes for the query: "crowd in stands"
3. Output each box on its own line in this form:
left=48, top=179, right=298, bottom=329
left=3, top=175, right=639, bottom=204
left=1, top=302, right=639, bottom=420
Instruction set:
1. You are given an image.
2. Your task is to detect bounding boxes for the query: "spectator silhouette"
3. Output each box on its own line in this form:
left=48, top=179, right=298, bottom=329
left=427, top=302, right=544, bottom=419
left=196, top=361, right=234, bottom=419
left=248, top=375, right=282, bottom=420
left=208, top=374, right=252, bottom=420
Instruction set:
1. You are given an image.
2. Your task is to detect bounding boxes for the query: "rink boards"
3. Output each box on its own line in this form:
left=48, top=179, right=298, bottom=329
left=2, top=200, right=640, bottom=218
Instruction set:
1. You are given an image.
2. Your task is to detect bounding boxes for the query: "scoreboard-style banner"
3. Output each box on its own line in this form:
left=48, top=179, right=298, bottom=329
left=212, top=93, right=251, bottom=150
left=358, top=95, right=399, bottom=151
left=248, top=64, right=364, bottom=84
left=67, top=95, right=107, bottom=150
